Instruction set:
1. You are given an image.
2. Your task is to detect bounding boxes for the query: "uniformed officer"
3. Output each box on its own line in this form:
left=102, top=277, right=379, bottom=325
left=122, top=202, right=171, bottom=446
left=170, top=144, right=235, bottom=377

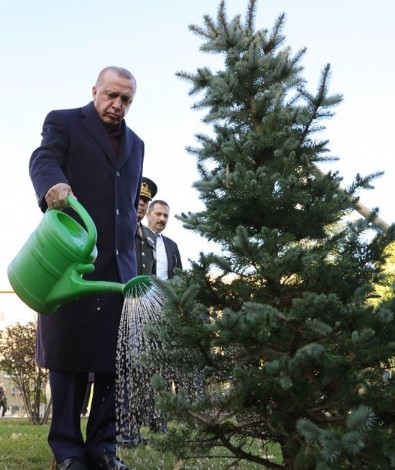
left=135, top=177, right=158, bottom=275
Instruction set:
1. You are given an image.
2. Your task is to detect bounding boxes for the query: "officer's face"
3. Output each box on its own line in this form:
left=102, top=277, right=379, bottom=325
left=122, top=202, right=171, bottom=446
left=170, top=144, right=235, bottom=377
left=138, top=197, right=150, bottom=222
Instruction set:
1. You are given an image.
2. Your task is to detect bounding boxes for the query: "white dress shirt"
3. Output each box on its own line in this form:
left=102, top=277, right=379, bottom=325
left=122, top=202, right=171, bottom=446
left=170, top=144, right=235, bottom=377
left=155, top=233, right=168, bottom=280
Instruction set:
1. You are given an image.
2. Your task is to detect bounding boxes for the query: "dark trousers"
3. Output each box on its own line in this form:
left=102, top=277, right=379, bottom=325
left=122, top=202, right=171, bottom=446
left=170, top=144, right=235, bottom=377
left=0, top=397, right=6, bottom=416
left=49, top=370, right=116, bottom=463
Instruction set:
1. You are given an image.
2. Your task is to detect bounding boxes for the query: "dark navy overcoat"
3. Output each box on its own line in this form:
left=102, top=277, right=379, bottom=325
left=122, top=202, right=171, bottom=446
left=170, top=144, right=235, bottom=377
left=29, top=101, right=144, bottom=373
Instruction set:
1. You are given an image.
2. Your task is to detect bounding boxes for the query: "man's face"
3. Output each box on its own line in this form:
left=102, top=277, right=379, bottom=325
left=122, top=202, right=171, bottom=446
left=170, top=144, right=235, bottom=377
left=147, top=203, right=169, bottom=233
left=137, top=196, right=150, bottom=222
left=92, top=70, right=134, bottom=126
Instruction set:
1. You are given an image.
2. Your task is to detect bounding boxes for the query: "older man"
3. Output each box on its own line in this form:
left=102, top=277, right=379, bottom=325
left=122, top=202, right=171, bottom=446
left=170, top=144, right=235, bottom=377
left=29, top=66, right=143, bottom=470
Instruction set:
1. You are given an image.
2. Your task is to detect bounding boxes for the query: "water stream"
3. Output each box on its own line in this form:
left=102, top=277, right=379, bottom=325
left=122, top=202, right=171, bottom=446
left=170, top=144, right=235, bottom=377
left=115, top=283, right=167, bottom=442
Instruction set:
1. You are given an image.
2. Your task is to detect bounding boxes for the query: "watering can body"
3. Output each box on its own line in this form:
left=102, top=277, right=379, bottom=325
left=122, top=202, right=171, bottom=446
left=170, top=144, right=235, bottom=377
left=7, top=196, right=150, bottom=314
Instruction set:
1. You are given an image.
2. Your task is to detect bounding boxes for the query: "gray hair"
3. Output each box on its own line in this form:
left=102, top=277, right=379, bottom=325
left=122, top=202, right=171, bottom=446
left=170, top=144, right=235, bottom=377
left=96, top=66, right=137, bottom=96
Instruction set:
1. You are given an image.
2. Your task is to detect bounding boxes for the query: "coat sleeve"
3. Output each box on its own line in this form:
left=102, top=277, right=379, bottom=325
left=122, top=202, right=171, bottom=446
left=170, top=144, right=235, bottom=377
left=29, top=110, right=71, bottom=212
left=165, top=237, right=183, bottom=278
left=175, top=243, right=183, bottom=270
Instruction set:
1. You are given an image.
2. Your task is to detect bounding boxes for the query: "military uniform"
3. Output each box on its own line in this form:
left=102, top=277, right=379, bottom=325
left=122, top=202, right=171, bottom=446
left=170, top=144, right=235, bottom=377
left=135, top=223, right=156, bottom=275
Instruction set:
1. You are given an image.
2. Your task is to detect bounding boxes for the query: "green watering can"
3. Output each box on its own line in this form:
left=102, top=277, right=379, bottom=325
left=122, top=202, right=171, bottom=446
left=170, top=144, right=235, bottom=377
left=7, top=195, right=151, bottom=315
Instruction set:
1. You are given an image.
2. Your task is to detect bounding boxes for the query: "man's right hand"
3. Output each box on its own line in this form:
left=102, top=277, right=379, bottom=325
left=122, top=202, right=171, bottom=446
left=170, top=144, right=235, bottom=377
left=45, top=183, right=74, bottom=210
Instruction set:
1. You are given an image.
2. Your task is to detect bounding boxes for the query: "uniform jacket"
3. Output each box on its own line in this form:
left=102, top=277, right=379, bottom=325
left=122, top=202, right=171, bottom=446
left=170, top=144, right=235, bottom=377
left=135, top=223, right=156, bottom=275
left=162, top=234, right=183, bottom=279
left=29, top=101, right=144, bottom=373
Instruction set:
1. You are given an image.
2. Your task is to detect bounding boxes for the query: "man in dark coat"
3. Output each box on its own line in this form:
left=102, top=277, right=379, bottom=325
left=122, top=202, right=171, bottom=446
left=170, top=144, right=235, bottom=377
left=146, top=200, right=182, bottom=280
left=29, top=66, right=143, bottom=470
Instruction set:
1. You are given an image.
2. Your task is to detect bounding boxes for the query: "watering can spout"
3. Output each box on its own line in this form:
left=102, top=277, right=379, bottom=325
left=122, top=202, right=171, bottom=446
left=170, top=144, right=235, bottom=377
left=44, top=264, right=123, bottom=314
left=7, top=195, right=153, bottom=315
left=123, top=275, right=152, bottom=297
left=46, top=269, right=153, bottom=314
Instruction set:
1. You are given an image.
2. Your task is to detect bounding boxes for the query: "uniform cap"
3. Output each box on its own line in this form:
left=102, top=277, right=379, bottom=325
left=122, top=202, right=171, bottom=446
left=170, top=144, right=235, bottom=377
left=140, top=177, right=157, bottom=200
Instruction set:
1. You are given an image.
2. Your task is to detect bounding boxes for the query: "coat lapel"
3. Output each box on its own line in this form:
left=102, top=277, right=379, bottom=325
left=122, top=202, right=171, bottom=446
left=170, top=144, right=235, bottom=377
left=117, top=122, right=134, bottom=169
left=81, top=102, right=117, bottom=166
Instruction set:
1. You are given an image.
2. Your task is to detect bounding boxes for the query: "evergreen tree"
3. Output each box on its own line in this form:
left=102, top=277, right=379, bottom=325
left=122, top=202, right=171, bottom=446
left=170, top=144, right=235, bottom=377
left=372, top=242, right=395, bottom=305
left=149, top=1, right=395, bottom=468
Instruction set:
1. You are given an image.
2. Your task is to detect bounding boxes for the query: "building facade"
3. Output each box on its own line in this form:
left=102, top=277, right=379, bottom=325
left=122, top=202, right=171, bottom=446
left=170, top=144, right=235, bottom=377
left=0, top=371, right=26, bottom=417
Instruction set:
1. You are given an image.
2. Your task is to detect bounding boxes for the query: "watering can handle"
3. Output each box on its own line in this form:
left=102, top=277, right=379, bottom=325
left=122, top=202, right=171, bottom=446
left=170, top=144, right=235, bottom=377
left=66, top=195, right=98, bottom=258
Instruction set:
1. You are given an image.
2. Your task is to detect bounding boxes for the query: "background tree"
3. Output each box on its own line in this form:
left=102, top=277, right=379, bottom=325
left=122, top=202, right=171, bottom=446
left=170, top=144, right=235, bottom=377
left=149, top=1, right=395, bottom=468
left=372, top=242, right=395, bottom=304
left=0, top=321, right=51, bottom=425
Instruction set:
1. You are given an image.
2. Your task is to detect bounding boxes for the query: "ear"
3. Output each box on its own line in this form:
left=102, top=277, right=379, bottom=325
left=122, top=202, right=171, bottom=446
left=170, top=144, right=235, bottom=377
left=92, top=86, right=97, bottom=101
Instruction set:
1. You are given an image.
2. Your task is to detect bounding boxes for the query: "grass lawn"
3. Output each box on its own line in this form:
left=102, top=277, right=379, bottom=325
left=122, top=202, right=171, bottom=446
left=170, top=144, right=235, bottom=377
left=0, top=418, right=282, bottom=469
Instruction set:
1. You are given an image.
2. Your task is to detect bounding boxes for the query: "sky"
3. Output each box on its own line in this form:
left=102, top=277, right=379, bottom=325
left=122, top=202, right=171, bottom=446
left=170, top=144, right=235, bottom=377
left=0, top=0, right=394, bottom=325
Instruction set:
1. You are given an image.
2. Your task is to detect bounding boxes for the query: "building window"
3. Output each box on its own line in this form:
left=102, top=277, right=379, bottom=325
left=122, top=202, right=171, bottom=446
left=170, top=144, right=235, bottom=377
left=11, top=386, right=21, bottom=396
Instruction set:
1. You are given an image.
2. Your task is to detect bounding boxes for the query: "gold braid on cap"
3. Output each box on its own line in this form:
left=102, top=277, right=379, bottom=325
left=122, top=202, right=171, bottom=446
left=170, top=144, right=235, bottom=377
left=140, top=181, right=152, bottom=199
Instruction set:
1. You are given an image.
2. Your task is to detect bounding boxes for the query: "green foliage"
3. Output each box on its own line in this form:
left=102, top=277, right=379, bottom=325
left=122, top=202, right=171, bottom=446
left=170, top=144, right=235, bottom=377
left=372, top=241, right=395, bottom=304
left=0, top=419, right=279, bottom=469
left=0, top=419, right=52, bottom=469
left=0, top=321, right=51, bottom=425
left=146, top=0, right=395, bottom=468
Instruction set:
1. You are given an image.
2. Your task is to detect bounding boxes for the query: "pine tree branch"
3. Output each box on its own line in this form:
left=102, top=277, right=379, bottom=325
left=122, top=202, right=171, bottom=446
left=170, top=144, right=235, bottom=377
left=188, top=410, right=284, bottom=469
left=298, top=63, right=332, bottom=144
left=245, top=0, right=257, bottom=32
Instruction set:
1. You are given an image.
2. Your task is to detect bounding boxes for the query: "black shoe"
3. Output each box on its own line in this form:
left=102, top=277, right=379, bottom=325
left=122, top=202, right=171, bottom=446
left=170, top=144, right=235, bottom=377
left=87, top=454, right=135, bottom=470
left=56, top=458, right=88, bottom=470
